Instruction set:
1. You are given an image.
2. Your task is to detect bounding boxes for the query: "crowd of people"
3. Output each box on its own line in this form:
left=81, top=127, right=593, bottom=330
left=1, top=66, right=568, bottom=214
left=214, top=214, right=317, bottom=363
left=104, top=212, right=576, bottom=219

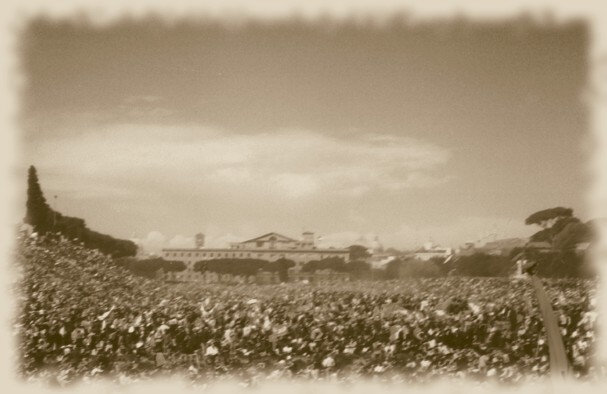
left=13, top=232, right=601, bottom=386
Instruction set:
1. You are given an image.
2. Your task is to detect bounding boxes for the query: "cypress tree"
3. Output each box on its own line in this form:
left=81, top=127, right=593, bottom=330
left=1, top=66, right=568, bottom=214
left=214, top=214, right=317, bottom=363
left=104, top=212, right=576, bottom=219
left=23, top=165, right=137, bottom=256
left=25, top=165, right=53, bottom=234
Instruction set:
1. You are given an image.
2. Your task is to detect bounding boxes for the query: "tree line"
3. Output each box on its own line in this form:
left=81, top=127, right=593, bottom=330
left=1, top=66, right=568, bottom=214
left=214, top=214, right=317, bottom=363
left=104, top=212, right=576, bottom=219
left=519, top=206, right=596, bottom=278
left=24, top=166, right=138, bottom=258
left=114, top=257, right=186, bottom=279
left=194, top=258, right=295, bottom=282
left=299, top=256, right=371, bottom=279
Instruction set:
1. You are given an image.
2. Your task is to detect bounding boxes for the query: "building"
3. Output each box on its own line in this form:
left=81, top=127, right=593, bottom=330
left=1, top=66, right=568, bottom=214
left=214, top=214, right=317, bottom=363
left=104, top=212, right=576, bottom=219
left=353, top=234, right=384, bottom=254
left=161, top=231, right=350, bottom=282
left=412, top=241, right=453, bottom=261
left=368, top=253, right=397, bottom=268
left=195, top=233, right=205, bottom=248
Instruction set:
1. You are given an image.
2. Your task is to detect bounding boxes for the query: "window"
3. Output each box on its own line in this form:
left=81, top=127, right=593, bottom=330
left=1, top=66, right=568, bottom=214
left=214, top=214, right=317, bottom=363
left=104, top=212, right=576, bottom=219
left=256, top=241, right=263, bottom=247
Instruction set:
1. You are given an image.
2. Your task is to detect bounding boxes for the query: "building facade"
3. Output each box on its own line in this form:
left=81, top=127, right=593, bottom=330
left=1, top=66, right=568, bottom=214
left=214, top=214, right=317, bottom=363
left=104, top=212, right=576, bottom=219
left=412, top=241, right=453, bottom=261
left=161, top=232, right=350, bottom=282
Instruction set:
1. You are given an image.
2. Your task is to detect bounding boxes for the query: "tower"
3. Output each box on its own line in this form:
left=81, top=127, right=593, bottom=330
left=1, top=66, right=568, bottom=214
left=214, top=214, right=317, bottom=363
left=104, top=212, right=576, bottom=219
left=302, top=231, right=315, bottom=246
left=195, top=233, right=205, bottom=249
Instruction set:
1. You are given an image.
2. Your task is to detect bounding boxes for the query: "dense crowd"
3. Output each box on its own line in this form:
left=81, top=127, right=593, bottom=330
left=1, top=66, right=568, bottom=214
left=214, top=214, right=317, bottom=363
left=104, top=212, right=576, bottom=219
left=13, top=233, right=601, bottom=386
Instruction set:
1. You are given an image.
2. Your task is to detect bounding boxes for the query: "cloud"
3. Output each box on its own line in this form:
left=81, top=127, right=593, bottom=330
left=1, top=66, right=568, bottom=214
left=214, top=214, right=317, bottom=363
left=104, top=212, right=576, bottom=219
left=28, top=124, right=451, bottom=203
left=317, top=231, right=379, bottom=249
left=118, top=95, right=174, bottom=119
left=318, top=217, right=537, bottom=250
left=168, top=234, right=194, bottom=249
left=270, top=173, right=321, bottom=198
left=131, top=231, right=167, bottom=255
left=204, top=233, right=244, bottom=248
left=382, top=216, right=536, bottom=249
left=132, top=231, right=246, bottom=255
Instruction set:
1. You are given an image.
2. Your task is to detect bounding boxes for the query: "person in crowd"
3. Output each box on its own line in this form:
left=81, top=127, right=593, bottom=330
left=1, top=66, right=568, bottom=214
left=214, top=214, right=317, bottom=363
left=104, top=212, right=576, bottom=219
left=13, top=232, right=600, bottom=386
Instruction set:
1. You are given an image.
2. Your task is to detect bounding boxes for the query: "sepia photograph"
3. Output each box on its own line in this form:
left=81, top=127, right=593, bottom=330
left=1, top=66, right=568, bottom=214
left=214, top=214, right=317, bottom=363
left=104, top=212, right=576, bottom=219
left=3, top=1, right=607, bottom=393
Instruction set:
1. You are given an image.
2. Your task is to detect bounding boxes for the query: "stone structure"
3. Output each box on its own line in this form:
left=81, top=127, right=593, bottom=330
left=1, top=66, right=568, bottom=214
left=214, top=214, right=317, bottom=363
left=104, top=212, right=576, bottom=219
left=161, top=231, right=349, bottom=282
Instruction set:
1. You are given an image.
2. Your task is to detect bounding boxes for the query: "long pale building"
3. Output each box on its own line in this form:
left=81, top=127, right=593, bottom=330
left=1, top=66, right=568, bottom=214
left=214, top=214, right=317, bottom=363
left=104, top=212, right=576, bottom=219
left=161, top=231, right=350, bottom=282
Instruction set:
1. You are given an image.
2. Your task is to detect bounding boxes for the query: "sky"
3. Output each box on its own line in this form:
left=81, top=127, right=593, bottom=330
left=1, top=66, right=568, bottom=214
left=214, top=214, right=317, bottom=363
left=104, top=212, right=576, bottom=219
left=17, top=15, right=590, bottom=253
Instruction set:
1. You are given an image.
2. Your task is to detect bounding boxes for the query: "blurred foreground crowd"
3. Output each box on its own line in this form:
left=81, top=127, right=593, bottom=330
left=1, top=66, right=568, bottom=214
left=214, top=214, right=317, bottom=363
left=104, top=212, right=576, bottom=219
left=13, top=233, right=602, bottom=386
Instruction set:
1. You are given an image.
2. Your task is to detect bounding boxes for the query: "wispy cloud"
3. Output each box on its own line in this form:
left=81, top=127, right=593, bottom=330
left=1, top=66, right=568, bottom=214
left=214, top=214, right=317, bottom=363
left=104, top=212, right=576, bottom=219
left=133, top=231, right=248, bottom=254
left=383, top=216, right=536, bottom=249
left=118, top=95, right=174, bottom=119
left=318, top=216, right=535, bottom=250
left=131, top=231, right=167, bottom=255
left=132, top=232, right=195, bottom=255
left=30, top=124, right=451, bottom=202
